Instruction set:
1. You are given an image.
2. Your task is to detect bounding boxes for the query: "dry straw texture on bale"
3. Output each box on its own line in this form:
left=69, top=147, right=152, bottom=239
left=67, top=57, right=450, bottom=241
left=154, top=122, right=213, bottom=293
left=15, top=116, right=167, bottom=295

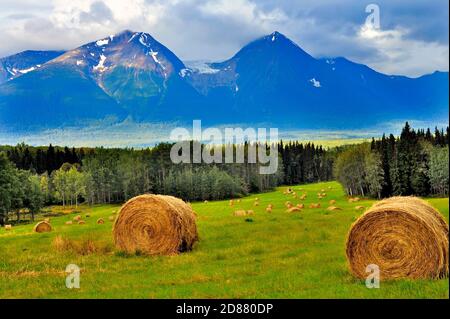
left=4, top=225, right=12, bottom=230
left=97, top=218, right=105, bottom=224
left=65, top=221, right=73, bottom=225
left=113, top=195, right=198, bottom=256
left=34, top=221, right=52, bottom=233
left=78, top=220, right=86, bottom=225
left=346, top=196, right=449, bottom=280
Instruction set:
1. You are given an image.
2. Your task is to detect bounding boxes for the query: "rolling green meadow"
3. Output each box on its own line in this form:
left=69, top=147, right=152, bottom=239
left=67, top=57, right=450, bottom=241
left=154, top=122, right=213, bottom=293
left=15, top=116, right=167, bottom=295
left=0, top=181, right=448, bottom=299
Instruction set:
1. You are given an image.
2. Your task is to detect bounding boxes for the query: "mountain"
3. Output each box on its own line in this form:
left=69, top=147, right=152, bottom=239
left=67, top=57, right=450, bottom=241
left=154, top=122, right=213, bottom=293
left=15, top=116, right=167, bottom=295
left=183, top=31, right=448, bottom=128
left=0, top=31, right=208, bottom=130
left=0, top=50, right=65, bottom=84
left=0, top=30, right=448, bottom=132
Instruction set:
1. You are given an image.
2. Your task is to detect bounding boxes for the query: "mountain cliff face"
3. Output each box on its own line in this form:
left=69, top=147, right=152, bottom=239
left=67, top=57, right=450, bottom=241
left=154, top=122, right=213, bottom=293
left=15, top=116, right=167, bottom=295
left=0, top=31, right=448, bottom=131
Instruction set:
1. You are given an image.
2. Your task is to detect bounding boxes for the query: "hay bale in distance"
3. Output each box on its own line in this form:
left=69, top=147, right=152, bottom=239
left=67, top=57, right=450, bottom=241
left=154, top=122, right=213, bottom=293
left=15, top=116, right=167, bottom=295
left=108, top=215, right=115, bottom=222
left=4, top=225, right=12, bottom=230
left=78, top=220, right=86, bottom=225
left=309, top=203, right=321, bottom=209
left=346, top=196, right=449, bottom=280
left=266, top=207, right=272, bottom=213
left=73, top=215, right=82, bottom=222
left=329, top=200, right=336, bottom=205
left=34, top=221, right=52, bottom=233
left=97, top=218, right=105, bottom=224
left=355, top=206, right=365, bottom=211
left=296, top=204, right=305, bottom=209
left=234, top=210, right=247, bottom=217
left=327, top=206, right=342, bottom=211
left=65, top=221, right=73, bottom=225
left=287, top=207, right=301, bottom=213
left=113, top=195, right=199, bottom=256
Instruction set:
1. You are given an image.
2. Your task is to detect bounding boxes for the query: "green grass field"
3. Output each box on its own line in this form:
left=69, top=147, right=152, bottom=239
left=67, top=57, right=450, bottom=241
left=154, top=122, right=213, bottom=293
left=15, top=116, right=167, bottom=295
left=0, top=181, right=448, bottom=299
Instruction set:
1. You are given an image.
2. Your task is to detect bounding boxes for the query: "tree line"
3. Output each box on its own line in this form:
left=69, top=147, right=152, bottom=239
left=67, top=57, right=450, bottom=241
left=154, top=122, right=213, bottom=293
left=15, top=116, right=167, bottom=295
left=0, top=141, right=331, bottom=225
left=334, top=124, right=449, bottom=198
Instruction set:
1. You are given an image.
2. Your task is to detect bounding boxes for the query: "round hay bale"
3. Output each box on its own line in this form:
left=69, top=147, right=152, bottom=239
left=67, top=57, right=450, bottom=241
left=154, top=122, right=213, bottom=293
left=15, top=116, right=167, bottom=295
left=113, top=195, right=198, bottom=256
left=309, top=203, right=321, bottom=209
left=97, top=218, right=105, bottom=224
left=234, top=210, right=247, bottom=217
left=327, top=206, right=342, bottom=211
left=346, top=196, right=449, bottom=280
left=4, top=225, right=12, bottom=231
left=296, top=203, right=304, bottom=209
left=33, top=221, right=52, bottom=233
left=287, top=207, right=301, bottom=213
left=329, top=200, right=337, bottom=205
left=229, top=200, right=234, bottom=206
left=266, top=207, right=272, bottom=213
left=108, top=215, right=115, bottom=222
left=73, top=215, right=82, bottom=222
left=65, top=221, right=73, bottom=225
left=246, top=210, right=255, bottom=216
left=78, top=220, right=86, bottom=225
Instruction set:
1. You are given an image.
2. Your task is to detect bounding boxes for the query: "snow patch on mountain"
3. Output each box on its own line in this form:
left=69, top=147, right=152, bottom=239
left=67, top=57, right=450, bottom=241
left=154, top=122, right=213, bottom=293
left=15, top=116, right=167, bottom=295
left=93, top=54, right=107, bottom=72
left=96, top=39, right=109, bottom=46
left=309, top=78, right=321, bottom=88
left=184, top=61, right=220, bottom=74
left=18, top=67, right=36, bottom=74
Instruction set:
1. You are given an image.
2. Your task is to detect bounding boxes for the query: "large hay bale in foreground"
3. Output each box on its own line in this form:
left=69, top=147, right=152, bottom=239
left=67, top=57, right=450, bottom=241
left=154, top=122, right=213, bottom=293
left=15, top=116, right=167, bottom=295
left=346, top=196, right=449, bottom=280
left=34, top=221, right=52, bottom=233
left=113, top=195, right=198, bottom=256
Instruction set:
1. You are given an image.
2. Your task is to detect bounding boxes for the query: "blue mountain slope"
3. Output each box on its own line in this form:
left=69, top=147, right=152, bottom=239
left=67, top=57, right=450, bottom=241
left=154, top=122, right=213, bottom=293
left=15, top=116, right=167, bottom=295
left=0, top=50, right=65, bottom=84
left=185, top=32, right=448, bottom=128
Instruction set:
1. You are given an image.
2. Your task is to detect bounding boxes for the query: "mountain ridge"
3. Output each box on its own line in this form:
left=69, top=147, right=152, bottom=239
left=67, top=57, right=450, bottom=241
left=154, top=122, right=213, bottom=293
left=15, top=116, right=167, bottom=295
left=0, top=30, right=448, bottom=131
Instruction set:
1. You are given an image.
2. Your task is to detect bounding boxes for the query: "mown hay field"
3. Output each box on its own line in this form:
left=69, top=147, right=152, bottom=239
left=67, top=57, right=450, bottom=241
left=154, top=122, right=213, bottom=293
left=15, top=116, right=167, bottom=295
left=0, top=181, right=448, bottom=298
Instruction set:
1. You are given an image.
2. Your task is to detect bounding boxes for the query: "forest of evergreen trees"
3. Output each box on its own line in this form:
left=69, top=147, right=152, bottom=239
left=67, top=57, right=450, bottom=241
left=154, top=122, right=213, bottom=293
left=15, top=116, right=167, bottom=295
left=0, top=141, right=332, bottom=225
left=0, top=123, right=448, bottom=225
left=334, top=124, right=449, bottom=198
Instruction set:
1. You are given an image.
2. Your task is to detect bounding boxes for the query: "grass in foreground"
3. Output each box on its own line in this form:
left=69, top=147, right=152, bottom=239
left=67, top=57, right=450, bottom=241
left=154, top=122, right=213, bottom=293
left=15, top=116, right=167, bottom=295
left=0, top=181, right=448, bottom=298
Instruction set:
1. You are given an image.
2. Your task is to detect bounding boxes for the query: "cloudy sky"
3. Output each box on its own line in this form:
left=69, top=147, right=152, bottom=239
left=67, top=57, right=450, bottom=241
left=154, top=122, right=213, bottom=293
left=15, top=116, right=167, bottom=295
left=0, top=0, right=448, bottom=77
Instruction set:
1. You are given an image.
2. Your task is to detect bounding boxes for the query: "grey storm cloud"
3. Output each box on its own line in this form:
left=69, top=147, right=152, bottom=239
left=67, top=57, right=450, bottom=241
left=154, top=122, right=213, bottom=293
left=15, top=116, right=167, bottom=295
left=0, top=0, right=448, bottom=77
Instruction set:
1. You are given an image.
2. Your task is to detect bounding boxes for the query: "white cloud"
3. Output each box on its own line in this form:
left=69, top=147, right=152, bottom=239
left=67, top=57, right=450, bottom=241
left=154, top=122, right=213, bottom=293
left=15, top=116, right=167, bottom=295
left=357, top=24, right=449, bottom=77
